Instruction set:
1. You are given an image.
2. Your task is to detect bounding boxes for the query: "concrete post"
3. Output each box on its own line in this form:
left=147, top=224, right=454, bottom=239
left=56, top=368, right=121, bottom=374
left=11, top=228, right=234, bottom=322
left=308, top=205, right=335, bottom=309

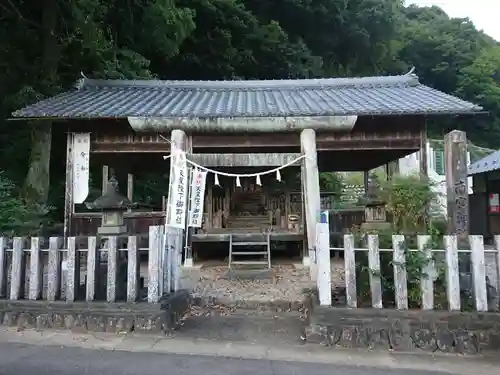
left=300, top=129, right=321, bottom=281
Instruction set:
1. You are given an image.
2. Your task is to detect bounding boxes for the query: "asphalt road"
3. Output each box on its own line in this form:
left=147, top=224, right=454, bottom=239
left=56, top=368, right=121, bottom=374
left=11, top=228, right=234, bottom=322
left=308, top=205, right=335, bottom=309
left=0, top=342, right=453, bottom=375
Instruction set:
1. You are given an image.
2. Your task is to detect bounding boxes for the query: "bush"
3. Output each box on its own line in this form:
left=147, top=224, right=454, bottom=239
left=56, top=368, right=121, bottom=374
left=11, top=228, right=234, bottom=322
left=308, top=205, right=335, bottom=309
left=0, top=172, right=50, bottom=236
left=379, top=173, right=439, bottom=233
left=352, top=174, right=448, bottom=308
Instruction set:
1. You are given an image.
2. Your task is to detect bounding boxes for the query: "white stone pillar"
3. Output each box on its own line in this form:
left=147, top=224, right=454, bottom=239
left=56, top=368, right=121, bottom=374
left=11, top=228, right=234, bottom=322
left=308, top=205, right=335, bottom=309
left=300, top=129, right=321, bottom=281
left=164, top=129, right=187, bottom=294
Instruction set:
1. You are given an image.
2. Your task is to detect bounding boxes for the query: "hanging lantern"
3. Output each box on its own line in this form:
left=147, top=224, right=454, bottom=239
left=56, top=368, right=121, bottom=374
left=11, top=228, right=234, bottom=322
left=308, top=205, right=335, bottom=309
left=236, top=176, right=241, bottom=187
left=256, top=174, right=262, bottom=186
left=276, top=169, right=281, bottom=182
left=214, top=173, right=220, bottom=186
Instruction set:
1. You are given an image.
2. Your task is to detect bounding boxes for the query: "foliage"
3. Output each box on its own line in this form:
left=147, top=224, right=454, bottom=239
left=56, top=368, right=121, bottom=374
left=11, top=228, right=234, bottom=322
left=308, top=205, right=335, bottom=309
left=353, top=175, right=448, bottom=308
left=379, top=173, right=438, bottom=233
left=319, top=172, right=344, bottom=194
left=0, top=172, right=50, bottom=236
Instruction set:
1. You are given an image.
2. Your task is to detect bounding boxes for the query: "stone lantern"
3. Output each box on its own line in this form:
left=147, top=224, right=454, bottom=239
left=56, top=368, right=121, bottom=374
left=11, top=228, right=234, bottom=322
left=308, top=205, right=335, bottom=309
left=85, top=176, right=136, bottom=300
left=360, top=173, right=390, bottom=231
left=85, top=176, right=136, bottom=236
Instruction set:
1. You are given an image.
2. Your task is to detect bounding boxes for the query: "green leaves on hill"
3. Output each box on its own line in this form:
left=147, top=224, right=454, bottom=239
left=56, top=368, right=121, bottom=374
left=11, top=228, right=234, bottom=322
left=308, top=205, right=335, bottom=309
left=0, top=0, right=500, bottom=211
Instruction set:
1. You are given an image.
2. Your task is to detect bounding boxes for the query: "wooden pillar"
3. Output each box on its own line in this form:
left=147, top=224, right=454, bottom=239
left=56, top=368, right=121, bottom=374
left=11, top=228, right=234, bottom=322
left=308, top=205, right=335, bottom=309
left=363, top=170, right=369, bottom=193
left=445, top=130, right=469, bottom=239
left=285, top=185, right=291, bottom=229
left=127, top=173, right=134, bottom=201
left=102, top=165, right=109, bottom=193
left=63, top=133, right=75, bottom=241
left=420, top=124, right=430, bottom=226
left=300, top=129, right=321, bottom=280
left=386, top=160, right=399, bottom=180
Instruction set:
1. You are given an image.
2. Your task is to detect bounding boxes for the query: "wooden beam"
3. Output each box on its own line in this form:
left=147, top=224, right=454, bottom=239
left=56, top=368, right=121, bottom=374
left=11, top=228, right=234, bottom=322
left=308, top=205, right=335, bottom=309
left=192, top=133, right=298, bottom=149
left=89, top=118, right=423, bottom=153
left=128, top=116, right=358, bottom=133
left=190, top=153, right=302, bottom=167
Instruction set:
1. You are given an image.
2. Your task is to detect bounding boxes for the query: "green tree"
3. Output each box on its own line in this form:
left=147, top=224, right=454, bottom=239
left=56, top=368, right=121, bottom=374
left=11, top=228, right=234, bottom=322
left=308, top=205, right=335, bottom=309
left=2, top=0, right=500, bottom=233
left=455, top=46, right=500, bottom=146
left=244, top=0, right=405, bottom=76
left=160, top=0, right=316, bottom=80
left=0, top=0, right=196, bottom=207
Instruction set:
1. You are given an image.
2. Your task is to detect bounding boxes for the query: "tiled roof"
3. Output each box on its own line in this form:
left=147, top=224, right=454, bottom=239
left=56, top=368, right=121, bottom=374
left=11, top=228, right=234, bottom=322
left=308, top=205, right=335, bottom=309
left=12, top=73, right=483, bottom=119
left=468, top=150, right=500, bottom=175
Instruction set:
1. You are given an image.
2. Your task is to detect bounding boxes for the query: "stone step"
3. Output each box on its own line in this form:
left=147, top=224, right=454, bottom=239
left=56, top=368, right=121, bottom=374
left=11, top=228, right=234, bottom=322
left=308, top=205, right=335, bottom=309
left=228, top=216, right=269, bottom=222
left=191, top=296, right=312, bottom=313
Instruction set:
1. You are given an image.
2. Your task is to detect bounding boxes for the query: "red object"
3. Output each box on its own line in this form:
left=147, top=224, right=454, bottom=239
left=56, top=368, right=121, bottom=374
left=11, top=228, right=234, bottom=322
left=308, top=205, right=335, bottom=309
left=489, top=193, right=499, bottom=213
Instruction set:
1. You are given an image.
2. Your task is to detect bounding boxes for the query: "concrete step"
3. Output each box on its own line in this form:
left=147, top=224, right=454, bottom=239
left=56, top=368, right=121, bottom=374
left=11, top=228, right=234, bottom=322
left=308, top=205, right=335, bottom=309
left=173, top=305, right=308, bottom=345
left=231, top=261, right=268, bottom=265
left=232, top=250, right=267, bottom=255
left=231, top=242, right=268, bottom=246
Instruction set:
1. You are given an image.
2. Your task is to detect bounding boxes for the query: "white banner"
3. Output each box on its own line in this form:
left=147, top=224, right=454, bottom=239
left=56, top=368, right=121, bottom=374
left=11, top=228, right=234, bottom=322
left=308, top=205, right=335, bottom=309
left=72, top=133, right=90, bottom=204
left=168, top=164, right=188, bottom=229
left=188, top=169, right=207, bottom=228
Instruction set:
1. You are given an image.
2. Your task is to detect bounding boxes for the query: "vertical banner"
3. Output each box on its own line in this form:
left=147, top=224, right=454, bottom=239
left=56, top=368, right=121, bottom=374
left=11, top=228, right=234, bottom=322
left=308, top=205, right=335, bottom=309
left=168, top=164, right=188, bottom=229
left=72, top=133, right=90, bottom=204
left=188, top=169, right=207, bottom=228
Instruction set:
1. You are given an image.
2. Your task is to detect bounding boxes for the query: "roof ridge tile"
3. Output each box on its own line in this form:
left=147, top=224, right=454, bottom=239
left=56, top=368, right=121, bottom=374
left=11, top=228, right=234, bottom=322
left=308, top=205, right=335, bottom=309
left=78, top=74, right=420, bottom=91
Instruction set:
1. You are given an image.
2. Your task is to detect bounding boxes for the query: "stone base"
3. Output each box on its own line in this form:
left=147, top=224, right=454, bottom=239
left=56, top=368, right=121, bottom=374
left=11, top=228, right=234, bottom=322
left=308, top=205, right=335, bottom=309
left=0, top=290, right=191, bottom=334
left=302, top=256, right=311, bottom=267
left=305, top=306, right=500, bottom=354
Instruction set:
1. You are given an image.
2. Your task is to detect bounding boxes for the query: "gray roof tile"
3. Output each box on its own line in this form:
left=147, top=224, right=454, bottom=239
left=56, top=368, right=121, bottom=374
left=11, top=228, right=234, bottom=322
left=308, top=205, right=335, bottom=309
left=468, top=150, right=500, bottom=175
left=12, top=74, right=483, bottom=119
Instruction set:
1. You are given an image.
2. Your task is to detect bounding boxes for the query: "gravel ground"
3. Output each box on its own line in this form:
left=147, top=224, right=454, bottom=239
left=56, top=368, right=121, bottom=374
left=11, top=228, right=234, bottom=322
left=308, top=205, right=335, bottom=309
left=179, top=260, right=345, bottom=305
